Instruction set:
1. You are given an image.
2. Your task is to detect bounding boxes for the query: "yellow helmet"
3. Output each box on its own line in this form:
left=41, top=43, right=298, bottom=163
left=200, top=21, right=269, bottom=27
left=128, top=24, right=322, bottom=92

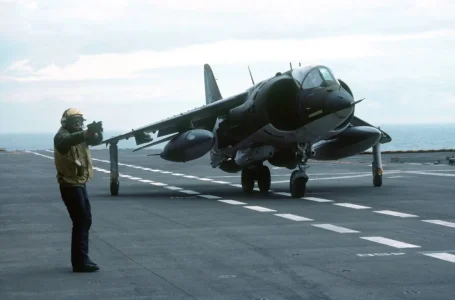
left=60, top=108, right=86, bottom=126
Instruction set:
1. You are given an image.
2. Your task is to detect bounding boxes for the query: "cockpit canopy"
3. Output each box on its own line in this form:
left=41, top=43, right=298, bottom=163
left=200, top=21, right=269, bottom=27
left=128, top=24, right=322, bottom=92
left=291, top=65, right=339, bottom=89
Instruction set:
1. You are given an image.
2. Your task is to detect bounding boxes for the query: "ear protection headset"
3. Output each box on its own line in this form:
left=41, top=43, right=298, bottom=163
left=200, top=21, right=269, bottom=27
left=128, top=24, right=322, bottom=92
left=60, top=108, right=85, bottom=127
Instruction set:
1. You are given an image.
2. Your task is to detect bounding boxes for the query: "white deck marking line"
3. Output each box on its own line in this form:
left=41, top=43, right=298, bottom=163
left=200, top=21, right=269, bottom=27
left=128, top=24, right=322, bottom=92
left=360, top=237, right=420, bottom=248
left=302, top=197, right=334, bottom=203
left=274, top=214, right=313, bottom=221
left=199, top=178, right=213, bottom=181
left=26, top=152, right=175, bottom=189
left=211, top=180, right=230, bottom=184
left=32, top=151, right=430, bottom=228
left=230, top=184, right=243, bottom=188
left=274, top=192, right=292, bottom=197
left=139, top=179, right=154, bottom=183
left=374, top=210, right=418, bottom=218
left=178, top=190, right=200, bottom=195
left=422, top=220, right=455, bottom=228
left=422, top=252, right=455, bottom=263
left=243, top=206, right=277, bottom=212
left=197, top=195, right=222, bottom=199
left=164, top=186, right=182, bottom=190
left=218, top=200, right=247, bottom=205
left=334, top=203, right=371, bottom=209
left=312, top=224, right=359, bottom=233
left=404, top=171, right=455, bottom=177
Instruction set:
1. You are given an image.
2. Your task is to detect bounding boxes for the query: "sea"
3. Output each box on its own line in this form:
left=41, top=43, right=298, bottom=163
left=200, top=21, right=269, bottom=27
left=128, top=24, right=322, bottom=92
left=0, top=123, right=454, bottom=152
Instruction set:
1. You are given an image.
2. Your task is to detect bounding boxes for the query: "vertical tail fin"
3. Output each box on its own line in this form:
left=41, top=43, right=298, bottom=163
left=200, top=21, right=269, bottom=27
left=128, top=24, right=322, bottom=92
left=204, top=64, right=222, bottom=104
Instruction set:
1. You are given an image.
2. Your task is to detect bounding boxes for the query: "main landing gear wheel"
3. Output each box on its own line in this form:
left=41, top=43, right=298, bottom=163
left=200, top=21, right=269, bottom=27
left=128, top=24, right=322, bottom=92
left=289, top=143, right=311, bottom=198
left=110, top=180, right=119, bottom=196
left=241, top=165, right=271, bottom=194
left=257, top=165, right=271, bottom=193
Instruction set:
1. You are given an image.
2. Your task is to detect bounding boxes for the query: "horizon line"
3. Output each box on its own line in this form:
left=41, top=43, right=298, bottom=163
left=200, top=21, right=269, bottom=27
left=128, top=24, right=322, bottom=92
left=2, top=122, right=455, bottom=135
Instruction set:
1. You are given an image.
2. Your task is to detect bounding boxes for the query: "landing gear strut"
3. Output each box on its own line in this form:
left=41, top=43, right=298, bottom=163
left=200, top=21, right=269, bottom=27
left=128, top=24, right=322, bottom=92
left=290, top=143, right=311, bottom=198
left=372, top=142, right=383, bottom=187
left=109, top=142, right=119, bottom=196
left=241, top=164, right=271, bottom=194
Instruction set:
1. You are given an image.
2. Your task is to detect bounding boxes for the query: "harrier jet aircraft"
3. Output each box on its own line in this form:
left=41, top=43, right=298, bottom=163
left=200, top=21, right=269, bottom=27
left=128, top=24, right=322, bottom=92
left=102, top=63, right=391, bottom=197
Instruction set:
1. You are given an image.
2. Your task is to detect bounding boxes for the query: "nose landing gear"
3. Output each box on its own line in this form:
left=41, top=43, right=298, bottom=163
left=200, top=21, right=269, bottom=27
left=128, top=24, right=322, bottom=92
left=290, top=143, right=311, bottom=198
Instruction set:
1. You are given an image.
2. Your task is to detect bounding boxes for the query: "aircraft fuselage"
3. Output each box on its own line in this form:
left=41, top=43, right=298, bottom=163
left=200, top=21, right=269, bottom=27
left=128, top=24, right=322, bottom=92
left=207, top=65, right=381, bottom=172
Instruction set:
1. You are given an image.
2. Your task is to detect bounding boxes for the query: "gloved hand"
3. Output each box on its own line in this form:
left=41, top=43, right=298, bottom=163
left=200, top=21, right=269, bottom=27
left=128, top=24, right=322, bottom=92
left=87, top=121, right=103, bottom=134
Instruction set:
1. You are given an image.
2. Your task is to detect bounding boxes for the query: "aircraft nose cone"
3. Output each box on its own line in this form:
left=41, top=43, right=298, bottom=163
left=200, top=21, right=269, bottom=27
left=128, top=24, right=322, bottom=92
left=325, top=89, right=354, bottom=117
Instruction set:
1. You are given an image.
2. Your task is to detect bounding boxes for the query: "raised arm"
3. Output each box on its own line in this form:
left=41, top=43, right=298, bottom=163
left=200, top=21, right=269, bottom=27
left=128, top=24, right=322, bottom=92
left=54, top=130, right=87, bottom=154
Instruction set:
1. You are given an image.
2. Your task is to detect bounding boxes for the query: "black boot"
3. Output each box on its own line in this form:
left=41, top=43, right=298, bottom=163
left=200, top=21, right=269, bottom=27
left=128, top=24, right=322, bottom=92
left=73, top=263, right=99, bottom=273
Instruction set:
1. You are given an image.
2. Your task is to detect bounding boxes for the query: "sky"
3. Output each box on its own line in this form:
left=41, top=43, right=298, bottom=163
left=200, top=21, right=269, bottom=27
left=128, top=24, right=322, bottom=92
left=1, top=0, right=454, bottom=134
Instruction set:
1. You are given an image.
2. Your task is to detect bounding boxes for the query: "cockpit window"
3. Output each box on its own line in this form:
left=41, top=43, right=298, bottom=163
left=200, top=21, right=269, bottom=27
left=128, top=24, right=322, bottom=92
left=291, top=65, right=340, bottom=89
left=318, top=67, right=337, bottom=84
left=302, top=69, right=323, bottom=89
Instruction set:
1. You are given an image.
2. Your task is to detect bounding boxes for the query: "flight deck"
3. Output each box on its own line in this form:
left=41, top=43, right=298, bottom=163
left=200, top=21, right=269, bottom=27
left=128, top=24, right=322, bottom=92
left=1, top=149, right=455, bottom=300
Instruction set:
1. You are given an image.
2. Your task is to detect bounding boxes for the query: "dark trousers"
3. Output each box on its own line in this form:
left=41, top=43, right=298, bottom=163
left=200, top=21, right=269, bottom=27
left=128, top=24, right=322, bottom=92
left=59, top=185, right=92, bottom=267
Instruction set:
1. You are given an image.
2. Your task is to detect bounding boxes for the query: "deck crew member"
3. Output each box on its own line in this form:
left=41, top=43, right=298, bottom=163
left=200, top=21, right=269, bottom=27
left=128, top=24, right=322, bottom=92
left=53, top=108, right=103, bottom=272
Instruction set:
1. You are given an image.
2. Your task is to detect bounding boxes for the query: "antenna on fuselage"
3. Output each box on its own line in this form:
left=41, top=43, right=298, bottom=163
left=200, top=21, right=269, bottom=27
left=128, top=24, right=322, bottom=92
left=290, top=62, right=293, bottom=70
left=299, top=62, right=301, bottom=66
left=248, top=65, right=255, bottom=85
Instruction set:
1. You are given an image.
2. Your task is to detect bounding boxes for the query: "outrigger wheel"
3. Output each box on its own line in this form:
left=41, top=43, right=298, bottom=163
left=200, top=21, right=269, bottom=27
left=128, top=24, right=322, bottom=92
left=372, top=164, right=382, bottom=187
left=372, top=142, right=383, bottom=187
left=109, top=142, right=120, bottom=196
left=241, top=165, right=271, bottom=194
left=110, top=180, right=119, bottom=196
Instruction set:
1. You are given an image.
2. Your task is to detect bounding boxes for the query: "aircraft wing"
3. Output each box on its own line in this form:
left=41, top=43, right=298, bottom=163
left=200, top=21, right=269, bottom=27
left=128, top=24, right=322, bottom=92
left=350, top=116, right=392, bottom=144
left=102, top=92, right=248, bottom=146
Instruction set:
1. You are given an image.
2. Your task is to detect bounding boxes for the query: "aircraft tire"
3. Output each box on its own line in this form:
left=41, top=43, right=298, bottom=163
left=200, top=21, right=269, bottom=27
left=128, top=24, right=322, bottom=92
left=110, top=180, right=119, bottom=196
left=290, top=170, right=308, bottom=198
left=257, top=165, right=271, bottom=193
left=241, top=168, right=254, bottom=194
left=373, top=174, right=382, bottom=187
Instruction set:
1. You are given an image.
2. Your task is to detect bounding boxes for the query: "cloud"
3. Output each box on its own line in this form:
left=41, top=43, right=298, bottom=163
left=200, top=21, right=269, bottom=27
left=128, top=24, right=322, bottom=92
left=2, top=29, right=453, bottom=82
left=1, top=0, right=454, bottom=133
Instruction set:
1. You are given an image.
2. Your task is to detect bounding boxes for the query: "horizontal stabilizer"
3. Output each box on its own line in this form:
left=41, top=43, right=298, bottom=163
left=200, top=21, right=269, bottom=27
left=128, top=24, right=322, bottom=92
left=132, top=133, right=178, bottom=152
